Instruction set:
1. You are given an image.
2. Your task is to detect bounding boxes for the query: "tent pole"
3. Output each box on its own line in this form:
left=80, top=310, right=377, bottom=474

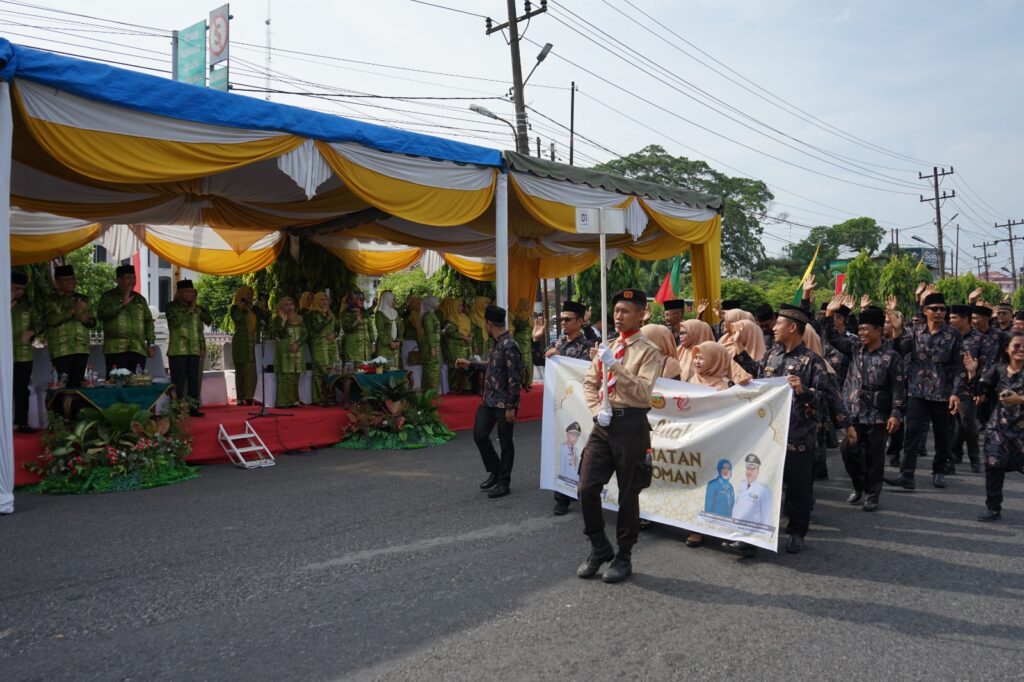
left=0, top=82, right=15, bottom=513
left=495, top=171, right=509, bottom=310
left=599, top=227, right=609, bottom=410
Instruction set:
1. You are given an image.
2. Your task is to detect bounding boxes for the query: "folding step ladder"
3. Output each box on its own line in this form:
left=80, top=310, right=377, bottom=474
left=218, top=422, right=276, bottom=469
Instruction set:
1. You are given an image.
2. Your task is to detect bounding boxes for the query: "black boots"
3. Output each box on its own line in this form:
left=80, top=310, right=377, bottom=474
left=602, top=546, right=633, bottom=583
left=576, top=532, right=615, bottom=579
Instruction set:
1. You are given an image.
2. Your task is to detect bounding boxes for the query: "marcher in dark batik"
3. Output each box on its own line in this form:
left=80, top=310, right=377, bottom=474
left=885, top=292, right=963, bottom=490
left=971, top=304, right=1006, bottom=428
left=827, top=304, right=905, bottom=511
left=949, top=305, right=984, bottom=472
left=457, top=305, right=524, bottom=499
left=967, top=331, right=1024, bottom=522
left=732, top=304, right=848, bottom=555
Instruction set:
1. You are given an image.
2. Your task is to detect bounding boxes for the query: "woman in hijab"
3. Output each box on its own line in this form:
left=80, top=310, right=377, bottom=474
left=685, top=341, right=736, bottom=546
left=721, top=308, right=756, bottom=325
left=705, top=459, right=736, bottom=518
left=298, top=291, right=314, bottom=313
left=419, top=296, right=441, bottom=392
left=401, top=295, right=422, bottom=368
left=342, top=289, right=374, bottom=364
left=641, top=324, right=682, bottom=380
left=439, top=297, right=472, bottom=393
left=721, top=319, right=767, bottom=364
left=469, top=296, right=491, bottom=357
left=229, top=285, right=267, bottom=406
left=677, top=319, right=714, bottom=382
left=306, top=291, right=339, bottom=406
left=272, top=296, right=308, bottom=408
left=375, top=290, right=401, bottom=369
left=513, top=298, right=535, bottom=386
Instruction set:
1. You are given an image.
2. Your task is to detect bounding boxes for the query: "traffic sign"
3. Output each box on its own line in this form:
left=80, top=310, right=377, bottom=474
left=209, top=4, right=230, bottom=66
left=209, top=65, right=229, bottom=92
left=175, top=20, right=206, bottom=86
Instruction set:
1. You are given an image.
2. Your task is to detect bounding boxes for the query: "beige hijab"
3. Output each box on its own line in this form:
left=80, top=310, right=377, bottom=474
left=677, top=319, right=714, bottom=381
left=722, top=308, right=755, bottom=324
left=721, top=319, right=767, bottom=363
left=641, top=324, right=682, bottom=379
left=803, top=324, right=824, bottom=356
left=692, top=341, right=732, bottom=390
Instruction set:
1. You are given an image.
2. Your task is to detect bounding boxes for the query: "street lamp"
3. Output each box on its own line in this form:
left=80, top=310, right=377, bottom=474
left=911, top=235, right=935, bottom=248
left=523, top=42, right=553, bottom=86
left=469, top=104, right=518, bottom=146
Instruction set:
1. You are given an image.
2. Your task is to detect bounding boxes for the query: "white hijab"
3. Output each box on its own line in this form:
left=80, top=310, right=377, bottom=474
left=377, top=291, right=398, bottom=337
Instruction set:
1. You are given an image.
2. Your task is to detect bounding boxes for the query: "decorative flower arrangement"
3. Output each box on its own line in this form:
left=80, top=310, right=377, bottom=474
left=338, top=376, right=453, bottom=450
left=109, top=367, right=133, bottom=386
left=27, top=400, right=198, bottom=494
left=370, top=356, right=389, bottom=366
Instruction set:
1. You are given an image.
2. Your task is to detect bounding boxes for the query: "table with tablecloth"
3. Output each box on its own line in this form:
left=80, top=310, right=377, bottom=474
left=47, top=382, right=174, bottom=418
left=325, top=370, right=411, bottom=406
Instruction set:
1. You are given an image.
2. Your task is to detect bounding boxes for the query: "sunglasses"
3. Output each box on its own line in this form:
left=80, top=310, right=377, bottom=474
left=925, top=306, right=947, bottom=313
left=559, top=316, right=579, bottom=323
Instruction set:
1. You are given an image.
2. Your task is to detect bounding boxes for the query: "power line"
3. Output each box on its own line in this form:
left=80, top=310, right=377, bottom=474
left=407, top=0, right=486, bottom=19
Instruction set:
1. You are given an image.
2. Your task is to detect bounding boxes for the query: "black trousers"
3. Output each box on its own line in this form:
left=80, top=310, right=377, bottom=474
left=13, top=360, right=32, bottom=426
left=473, top=405, right=515, bottom=486
left=578, top=413, right=650, bottom=548
left=902, top=398, right=952, bottom=476
left=105, top=351, right=146, bottom=378
left=952, top=400, right=981, bottom=464
left=841, top=423, right=888, bottom=497
left=52, top=353, right=88, bottom=389
left=169, top=354, right=202, bottom=406
left=985, top=467, right=1021, bottom=512
left=783, top=435, right=817, bottom=537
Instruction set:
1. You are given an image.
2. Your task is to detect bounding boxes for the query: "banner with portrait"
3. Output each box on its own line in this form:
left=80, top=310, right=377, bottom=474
left=540, top=356, right=793, bottom=552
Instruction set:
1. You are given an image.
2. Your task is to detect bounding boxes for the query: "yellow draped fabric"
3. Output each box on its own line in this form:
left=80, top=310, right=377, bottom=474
left=11, top=224, right=102, bottom=265
left=444, top=254, right=495, bottom=281
left=322, top=244, right=423, bottom=276
left=142, top=230, right=284, bottom=275
left=316, top=141, right=496, bottom=227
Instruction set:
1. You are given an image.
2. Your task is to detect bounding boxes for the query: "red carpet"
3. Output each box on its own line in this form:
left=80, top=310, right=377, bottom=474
left=14, top=387, right=543, bottom=486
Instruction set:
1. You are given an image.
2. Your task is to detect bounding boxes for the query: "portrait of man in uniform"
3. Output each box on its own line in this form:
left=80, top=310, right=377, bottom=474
left=559, top=421, right=583, bottom=488
left=731, top=454, right=773, bottom=526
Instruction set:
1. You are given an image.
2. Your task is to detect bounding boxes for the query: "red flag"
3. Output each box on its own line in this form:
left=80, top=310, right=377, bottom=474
left=654, top=272, right=674, bottom=304
left=132, top=250, right=142, bottom=294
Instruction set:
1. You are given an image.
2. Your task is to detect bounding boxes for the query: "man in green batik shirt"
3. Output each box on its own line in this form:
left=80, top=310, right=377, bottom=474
left=12, top=271, right=42, bottom=433
left=97, top=265, right=155, bottom=376
left=342, top=289, right=374, bottom=364
left=166, top=279, right=213, bottom=417
left=306, top=291, right=340, bottom=406
left=44, top=264, right=96, bottom=388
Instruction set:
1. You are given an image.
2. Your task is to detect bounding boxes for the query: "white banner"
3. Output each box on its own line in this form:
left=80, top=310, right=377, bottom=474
left=540, top=357, right=793, bottom=552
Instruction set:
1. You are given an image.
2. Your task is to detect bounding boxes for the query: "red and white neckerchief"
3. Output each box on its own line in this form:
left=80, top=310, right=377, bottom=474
left=599, top=329, right=638, bottom=398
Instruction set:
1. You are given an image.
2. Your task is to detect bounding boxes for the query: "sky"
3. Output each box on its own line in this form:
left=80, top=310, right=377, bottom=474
left=3, top=0, right=1022, bottom=272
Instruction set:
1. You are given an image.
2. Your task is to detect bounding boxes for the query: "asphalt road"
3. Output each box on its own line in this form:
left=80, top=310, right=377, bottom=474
left=2, top=421, right=1023, bottom=681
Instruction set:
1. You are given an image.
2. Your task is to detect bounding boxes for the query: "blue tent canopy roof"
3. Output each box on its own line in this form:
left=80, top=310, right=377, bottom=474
left=0, top=38, right=503, bottom=168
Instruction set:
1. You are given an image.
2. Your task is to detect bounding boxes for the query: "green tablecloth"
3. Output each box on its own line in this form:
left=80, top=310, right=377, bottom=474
left=326, top=370, right=407, bottom=402
left=48, top=383, right=173, bottom=412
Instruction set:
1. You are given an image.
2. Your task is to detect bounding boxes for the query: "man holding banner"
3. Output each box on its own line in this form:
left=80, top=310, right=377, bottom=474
left=733, top=303, right=849, bottom=555
left=576, top=289, right=661, bottom=584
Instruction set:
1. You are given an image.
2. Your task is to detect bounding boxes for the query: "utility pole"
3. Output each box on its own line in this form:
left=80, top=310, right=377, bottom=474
left=993, top=219, right=1024, bottom=292
left=569, top=80, right=576, bottom=166
left=919, top=166, right=954, bottom=279
left=536, top=136, right=541, bottom=158
left=975, top=257, right=985, bottom=277
left=549, top=141, right=555, bottom=161
left=954, top=223, right=960, bottom=277
left=974, top=240, right=996, bottom=281
left=486, top=0, right=548, bottom=155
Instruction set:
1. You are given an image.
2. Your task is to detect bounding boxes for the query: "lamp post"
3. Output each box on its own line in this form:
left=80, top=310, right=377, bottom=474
left=469, top=104, right=518, bottom=148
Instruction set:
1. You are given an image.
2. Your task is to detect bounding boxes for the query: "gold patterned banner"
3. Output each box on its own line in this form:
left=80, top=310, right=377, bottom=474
left=540, top=357, right=793, bottom=552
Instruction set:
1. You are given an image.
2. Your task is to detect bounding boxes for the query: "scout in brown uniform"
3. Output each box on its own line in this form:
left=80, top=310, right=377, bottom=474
left=576, top=289, right=662, bottom=584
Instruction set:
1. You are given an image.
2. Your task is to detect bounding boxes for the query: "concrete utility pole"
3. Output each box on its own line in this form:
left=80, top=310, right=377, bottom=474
left=919, top=166, right=955, bottom=279
left=992, top=219, right=1024, bottom=292
left=974, top=240, right=996, bottom=281
left=486, top=0, right=548, bottom=155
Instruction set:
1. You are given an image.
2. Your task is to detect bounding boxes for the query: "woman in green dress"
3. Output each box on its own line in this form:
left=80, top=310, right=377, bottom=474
left=469, top=295, right=491, bottom=357
left=229, top=285, right=268, bottom=406
left=342, top=289, right=374, bottom=364
left=305, top=291, right=339, bottom=406
left=513, top=297, right=534, bottom=386
left=439, top=297, right=472, bottom=393
left=374, top=290, right=401, bottom=369
left=419, top=296, right=441, bottom=393
left=272, top=296, right=308, bottom=408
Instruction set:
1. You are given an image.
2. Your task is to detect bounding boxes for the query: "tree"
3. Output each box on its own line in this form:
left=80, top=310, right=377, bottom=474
left=785, top=217, right=885, bottom=287
left=427, top=265, right=495, bottom=300
left=376, top=266, right=432, bottom=302
left=934, top=273, right=1003, bottom=306
left=1013, top=286, right=1024, bottom=311
left=720, top=278, right=769, bottom=311
left=594, top=145, right=773, bottom=276
left=195, top=274, right=245, bottom=331
left=242, top=241, right=356, bottom=311
left=832, top=217, right=885, bottom=254
left=844, top=250, right=880, bottom=302
left=575, top=253, right=652, bottom=320
left=878, top=254, right=918, bottom=315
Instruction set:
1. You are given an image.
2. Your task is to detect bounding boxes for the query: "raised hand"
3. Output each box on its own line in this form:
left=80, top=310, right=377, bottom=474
left=803, top=274, right=817, bottom=293
left=860, top=294, right=871, bottom=310
left=968, top=287, right=983, bottom=304
left=886, top=295, right=898, bottom=312
left=696, top=299, right=710, bottom=316
left=826, top=295, right=843, bottom=314
left=915, top=282, right=927, bottom=298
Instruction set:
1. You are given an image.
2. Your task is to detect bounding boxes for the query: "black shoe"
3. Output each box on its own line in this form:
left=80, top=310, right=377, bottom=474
left=602, top=556, right=633, bottom=583
left=15, top=425, right=38, bottom=434
left=932, top=473, right=947, bottom=489
left=785, top=534, right=806, bottom=554
left=884, top=475, right=916, bottom=490
left=487, top=484, right=510, bottom=498
left=479, top=473, right=498, bottom=490
left=846, top=490, right=864, bottom=505
left=977, top=509, right=1001, bottom=522
left=721, top=541, right=756, bottom=558
left=577, top=544, right=615, bottom=579
left=863, top=497, right=879, bottom=512
left=552, top=499, right=570, bottom=516
left=970, top=461, right=981, bottom=473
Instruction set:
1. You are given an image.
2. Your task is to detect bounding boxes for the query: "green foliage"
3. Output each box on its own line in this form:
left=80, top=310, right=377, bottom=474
left=844, top=250, right=880, bottom=301
left=1013, top=286, right=1024, bottom=311
left=913, top=261, right=933, bottom=285
left=17, top=246, right=116, bottom=321
left=377, top=267, right=433, bottom=302
left=242, top=241, right=356, bottom=310
left=720, top=278, right=769, bottom=310
left=195, top=274, right=245, bottom=331
left=427, top=264, right=495, bottom=300
left=878, top=254, right=919, bottom=315
left=595, top=145, right=772, bottom=275
left=338, top=375, right=454, bottom=450
left=575, top=253, right=653, bottom=320
left=785, top=217, right=885, bottom=285
left=934, top=273, right=1004, bottom=306
left=755, top=274, right=803, bottom=308
left=647, top=300, right=665, bottom=325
